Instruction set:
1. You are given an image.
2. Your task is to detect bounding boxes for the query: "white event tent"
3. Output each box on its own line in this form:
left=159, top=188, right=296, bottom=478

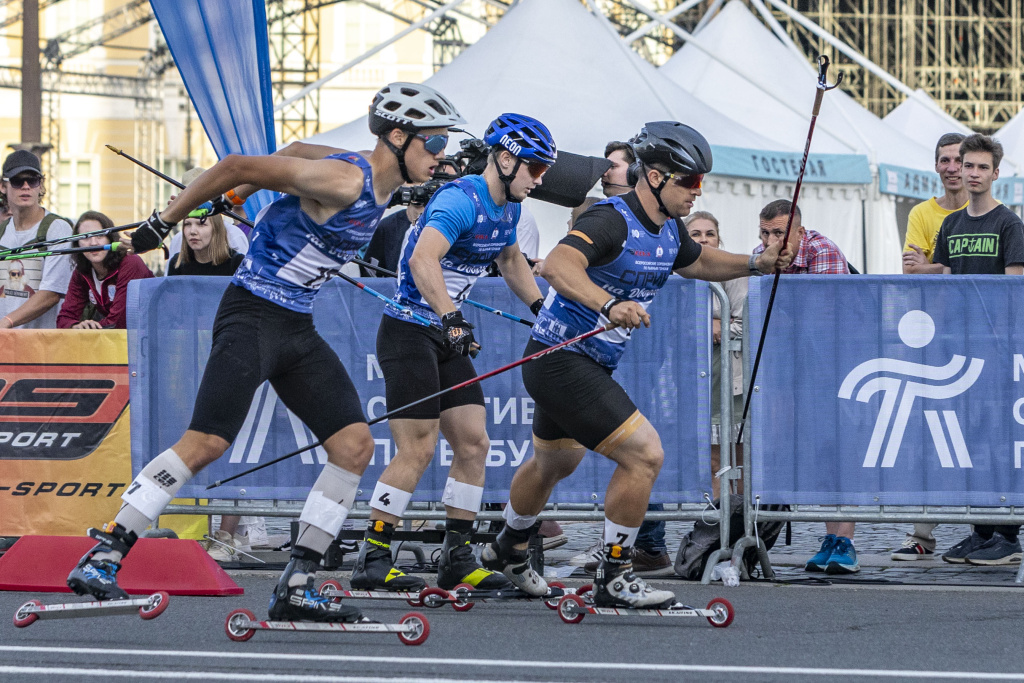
left=996, top=107, right=1024, bottom=179
left=659, top=0, right=939, bottom=272
left=307, top=0, right=873, bottom=262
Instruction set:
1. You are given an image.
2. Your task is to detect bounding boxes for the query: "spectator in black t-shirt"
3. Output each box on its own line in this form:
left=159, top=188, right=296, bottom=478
left=934, top=133, right=1024, bottom=567
left=360, top=202, right=425, bottom=277
left=167, top=211, right=244, bottom=277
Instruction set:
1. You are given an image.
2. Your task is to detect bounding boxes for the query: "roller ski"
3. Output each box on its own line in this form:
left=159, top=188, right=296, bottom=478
left=14, top=591, right=169, bottom=628
left=419, top=581, right=570, bottom=612
left=555, top=546, right=733, bottom=628
left=225, top=608, right=430, bottom=645
left=268, top=556, right=364, bottom=624
left=319, top=579, right=430, bottom=608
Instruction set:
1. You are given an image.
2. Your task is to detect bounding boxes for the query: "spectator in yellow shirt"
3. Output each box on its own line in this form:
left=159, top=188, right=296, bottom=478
left=902, top=133, right=969, bottom=274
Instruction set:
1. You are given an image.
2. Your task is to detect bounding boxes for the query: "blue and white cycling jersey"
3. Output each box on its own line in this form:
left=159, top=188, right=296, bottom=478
left=233, top=152, right=389, bottom=313
left=532, top=195, right=679, bottom=370
left=388, top=175, right=519, bottom=327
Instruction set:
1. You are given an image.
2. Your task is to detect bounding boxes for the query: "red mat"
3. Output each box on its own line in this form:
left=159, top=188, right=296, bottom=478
left=0, top=536, right=243, bottom=596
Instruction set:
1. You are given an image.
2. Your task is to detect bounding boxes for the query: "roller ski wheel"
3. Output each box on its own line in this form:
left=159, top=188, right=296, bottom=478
left=221, top=608, right=430, bottom=646
left=419, top=587, right=452, bottom=609
left=448, top=582, right=568, bottom=611
left=555, top=593, right=735, bottom=628
left=543, top=581, right=566, bottom=610
left=576, top=584, right=594, bottom=602
left=13, top=592, right=170, bottom=627
left=452, top=583, right=475, bottom=612
left=318, top=579, right=426, bottom=608
left=705, top=598, right=734, bottom=628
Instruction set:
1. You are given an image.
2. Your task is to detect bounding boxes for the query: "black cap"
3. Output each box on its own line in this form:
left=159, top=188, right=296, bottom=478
left=3, top=150, right=42, bottom=179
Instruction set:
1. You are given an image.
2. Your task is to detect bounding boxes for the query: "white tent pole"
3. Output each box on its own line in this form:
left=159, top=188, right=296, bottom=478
left=274, top=0, right=470, bottom=112
left=760, top=0, right=915, bottom=98
left=583, top=0, right=680, bottom=118
left=623, top=0, right=702, bottom=43
left=615, top=0, right=857, bottom=152
left=693, top=0, right=726, bottom=33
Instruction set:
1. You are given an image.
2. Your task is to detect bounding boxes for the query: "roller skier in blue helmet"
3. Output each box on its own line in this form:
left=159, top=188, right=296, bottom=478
left=351, top=114, right=554, bottom=596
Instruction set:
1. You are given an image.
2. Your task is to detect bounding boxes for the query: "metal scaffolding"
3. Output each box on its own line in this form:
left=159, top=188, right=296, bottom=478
left=268, top=0, right=322, bottom=143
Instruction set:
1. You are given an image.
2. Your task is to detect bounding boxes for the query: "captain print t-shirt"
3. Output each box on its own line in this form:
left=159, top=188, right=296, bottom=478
left=933, top=204, right=1024, bottom=274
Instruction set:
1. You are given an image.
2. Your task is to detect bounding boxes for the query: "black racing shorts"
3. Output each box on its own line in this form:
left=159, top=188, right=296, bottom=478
left=522, top=338, right=643, bottom=454
left=189, top=284, right=366, bottom=443
left=375, top=314, right=484, bottom=420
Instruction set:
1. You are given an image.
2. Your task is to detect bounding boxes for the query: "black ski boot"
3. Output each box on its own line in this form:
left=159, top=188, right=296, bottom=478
left=437, top=529, right=514, bottom=591
left=593, top=545, right=676, bottom=609
left=268, top=555, right=362, bottom=623
left=66, top=523, right=136, bottom=601
left=481, top=526, right=548, bottom=596
left=350, top=521, right=425, bottom=591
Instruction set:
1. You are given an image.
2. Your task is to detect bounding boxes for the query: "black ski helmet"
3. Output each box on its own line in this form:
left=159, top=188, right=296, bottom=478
left=631, top=121, right=713, bottom=216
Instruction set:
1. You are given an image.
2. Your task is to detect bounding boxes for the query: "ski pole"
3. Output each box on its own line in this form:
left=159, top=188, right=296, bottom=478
left=105, top=145, right=256, bottom=229
left=206, top=322, right=615, bottom=489
left=0, top=242, right=122, bottom=261
left=736, top=54, right=842, bottom=446
left=353, top=257, right=535, bottom=328
left=0, top=223, right=139, bottom=257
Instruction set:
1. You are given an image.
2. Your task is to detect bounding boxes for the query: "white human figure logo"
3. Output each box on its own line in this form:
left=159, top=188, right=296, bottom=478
left=838, top=310, right=984, bottom=468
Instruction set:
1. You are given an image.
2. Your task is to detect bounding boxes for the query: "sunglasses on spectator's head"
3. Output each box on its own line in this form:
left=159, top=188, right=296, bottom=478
left=5, top=175, right=43, bottom=189
left=415, top=133, right=449, bottom=154
left=525, top=161, right=550, bottom=179
left=663, top=172, right=703, bottom=189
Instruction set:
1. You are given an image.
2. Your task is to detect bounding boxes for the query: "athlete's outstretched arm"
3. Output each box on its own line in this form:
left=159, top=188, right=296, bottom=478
left=159, top=154, right=365, bottom=225
left=540, top=244, right=649, bottom=329
left=230, top=141, right=357, bottom=201
left=677, top=238, right=792, bottom=281
left=494, top=243, right=543, bottom=305
left=408, top=226, right=460, bottom=317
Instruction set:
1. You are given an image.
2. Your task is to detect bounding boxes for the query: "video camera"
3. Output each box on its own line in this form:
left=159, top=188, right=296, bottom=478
left=388, top=137, right=491, bottom=208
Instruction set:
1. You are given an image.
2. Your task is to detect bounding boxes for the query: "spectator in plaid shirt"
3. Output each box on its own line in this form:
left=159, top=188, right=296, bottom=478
left=753, top=199, right=849, bottom=275
left=753, top=199, right=859, bottom=574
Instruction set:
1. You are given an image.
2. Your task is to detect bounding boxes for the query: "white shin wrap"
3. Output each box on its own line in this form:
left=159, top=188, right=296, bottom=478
left=440, top=477, right=484, bottom=514
left=503, top=501, right=539, bottom=531
left=369, top=482, right=413, bottom=517
left=298, top=463, right=360, bottom=537
left=121, top=449, right=192, bottom=522
left=604, top=519, right=640, bottom=549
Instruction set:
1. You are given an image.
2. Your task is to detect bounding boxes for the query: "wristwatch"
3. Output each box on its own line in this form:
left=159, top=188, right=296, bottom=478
left=748, top=253, right=765, bottom=277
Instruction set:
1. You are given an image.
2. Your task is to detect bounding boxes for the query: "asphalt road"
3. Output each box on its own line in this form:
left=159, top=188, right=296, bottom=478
left=3, top=574, right=1024, bottom=682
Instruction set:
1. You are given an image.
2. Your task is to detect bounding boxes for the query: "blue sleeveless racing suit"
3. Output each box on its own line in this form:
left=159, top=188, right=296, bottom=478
left=387, top=175, right=519, bottom=326
left=531, top=195, right=680, bottom=370
left=233, top=152, right=389, bottom=313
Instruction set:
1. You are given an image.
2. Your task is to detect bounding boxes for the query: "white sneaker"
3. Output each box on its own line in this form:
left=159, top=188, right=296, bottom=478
left=207, top=530, right=250, bottom=562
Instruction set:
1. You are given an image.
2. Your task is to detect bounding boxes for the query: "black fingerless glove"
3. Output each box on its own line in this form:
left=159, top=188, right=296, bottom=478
left=131, top=210, right=175, bottom=254
left=441, top=311, right=477, bottom=357
left=530, top=298, right=544, bottom=316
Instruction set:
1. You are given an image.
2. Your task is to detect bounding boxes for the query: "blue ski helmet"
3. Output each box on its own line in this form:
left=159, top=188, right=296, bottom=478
left=483, top=114, right=557, bottom=165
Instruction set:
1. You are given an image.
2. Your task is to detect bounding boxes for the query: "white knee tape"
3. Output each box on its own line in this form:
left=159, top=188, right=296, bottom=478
left=299, top=491, right=349, bottom=537
left=440, top=477, right=483, bottom=513
left=121, top=477, right=173, bottom=522
left=369, top=482, right=413, bottom=517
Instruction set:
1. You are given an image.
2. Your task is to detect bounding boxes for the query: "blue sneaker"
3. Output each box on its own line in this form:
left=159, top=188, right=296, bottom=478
left=825, top=536, right=860, bottom=574
left=805, top=534, right=837, bottom=572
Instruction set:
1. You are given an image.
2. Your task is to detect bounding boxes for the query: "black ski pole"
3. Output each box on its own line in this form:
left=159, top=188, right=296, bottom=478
left=736, top=55, right=842, bottom=446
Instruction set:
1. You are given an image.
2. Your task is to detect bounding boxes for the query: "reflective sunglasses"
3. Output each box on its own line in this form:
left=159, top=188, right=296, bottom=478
left=5, top=175, right=43, bottom=189
left=525, top=161, right=550, bottom=180
left=415, top=133, right=449, bottom=154
left=663, top=172, right=703, bottom=189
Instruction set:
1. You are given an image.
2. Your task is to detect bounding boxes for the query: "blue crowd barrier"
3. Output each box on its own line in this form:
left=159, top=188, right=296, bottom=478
left=748, top=275, right=1024, bottom=506
left=127, top=276, right=712, bottom=502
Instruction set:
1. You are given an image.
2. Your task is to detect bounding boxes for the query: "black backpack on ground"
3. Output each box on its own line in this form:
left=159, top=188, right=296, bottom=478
left=676, top=497, right=788, bottom=580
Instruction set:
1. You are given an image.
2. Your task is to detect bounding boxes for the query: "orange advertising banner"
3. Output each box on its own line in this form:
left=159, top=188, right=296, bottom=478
left=0, top=330, right=132, bottom=535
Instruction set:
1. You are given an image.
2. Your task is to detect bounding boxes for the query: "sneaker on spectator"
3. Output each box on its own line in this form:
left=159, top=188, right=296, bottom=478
left=207, top=530, right=251, bottom=562
left=825, top=536, right=859, bottom=574
left=965, top=532, right=1023, bottom=566
left=942, top=532, right=986, bottom=564
left=804, top=534, right=837, bottom=572
left=538, top=520, right=567, bottom=551
left=891, top=538, right=935, bottom=561
left=579, top=542, right=605, bottom=572
left=632, top=547, right=674, bottom=577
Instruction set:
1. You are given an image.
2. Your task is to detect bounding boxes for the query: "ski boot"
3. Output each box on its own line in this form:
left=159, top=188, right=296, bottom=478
left=66, top=523, right=136, bottom=601
left=593, top=545, right=676, bottom=609
left=481, top=526, right=548, bottom=597
left=437, top=529, right=514, bottom=591
left=268, top=555, right=362, bottom=623
left=350, top=522, right=426, bottom=592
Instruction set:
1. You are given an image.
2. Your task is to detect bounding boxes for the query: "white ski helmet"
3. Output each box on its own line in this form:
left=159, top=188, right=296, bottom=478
left=368, top=82, right=465, bottom=136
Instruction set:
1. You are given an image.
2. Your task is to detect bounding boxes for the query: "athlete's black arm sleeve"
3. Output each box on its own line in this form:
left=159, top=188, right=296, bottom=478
left=560, top=204, right=628, bottom=267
